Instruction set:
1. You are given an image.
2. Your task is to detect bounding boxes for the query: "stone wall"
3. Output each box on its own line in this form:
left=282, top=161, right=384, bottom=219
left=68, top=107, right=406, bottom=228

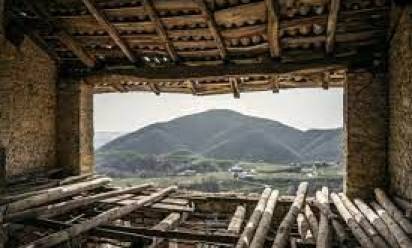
left=388, top=5, right=412, bottom=200
left=344, top=71, right=388, bottom=199
left=0, top=37, right=57, bottom=177
left=57, top=80, right=94, bottom=175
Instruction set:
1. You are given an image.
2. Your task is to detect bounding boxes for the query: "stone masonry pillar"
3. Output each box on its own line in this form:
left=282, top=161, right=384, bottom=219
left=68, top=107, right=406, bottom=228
left=344, top=71, right=388, bottom=199
left=57, top=79, right=94, bottom=175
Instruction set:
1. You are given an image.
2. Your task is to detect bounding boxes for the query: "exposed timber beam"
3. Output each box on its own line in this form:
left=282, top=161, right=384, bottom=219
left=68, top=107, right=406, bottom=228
left=149, top=82, right=161, bottom=95
left=195, top=0, right=227, bottom=60
left=144, top=0, right=178, bottom=62
left=230, top=77, right=240, bottom=98
left=24, top=1, right=96, bottom=68
left=325, top=0, right=340, bottom=54
left=82, top=0, right=138, bottom=64
left=266, top=0, right=281, bottom=57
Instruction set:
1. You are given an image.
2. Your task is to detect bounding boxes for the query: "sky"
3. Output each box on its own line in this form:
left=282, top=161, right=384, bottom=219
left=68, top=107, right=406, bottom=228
left=94, top=88, right=343, bottom=132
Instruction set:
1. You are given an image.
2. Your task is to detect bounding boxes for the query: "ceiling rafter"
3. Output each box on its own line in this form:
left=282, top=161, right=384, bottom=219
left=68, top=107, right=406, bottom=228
left=144, top=0, right=178, bottom=62
left=266, top=0, right=281, bottom=58
left=24, top=1, right=96, bottom=68
left=82, top=0, right=138, bottom=64
left=195, top=0, right=227, bottom=60
left=325, top=0, right=341, bottom=54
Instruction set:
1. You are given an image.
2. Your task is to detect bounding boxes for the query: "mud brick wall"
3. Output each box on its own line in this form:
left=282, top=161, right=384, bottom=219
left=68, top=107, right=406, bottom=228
left=57, top=79, right=94, bottom=175
left=0, top=37, right=57, bottom=177
left=388, top=6, right=412, bottom=200
left=344, top=71, right=388, bottom=199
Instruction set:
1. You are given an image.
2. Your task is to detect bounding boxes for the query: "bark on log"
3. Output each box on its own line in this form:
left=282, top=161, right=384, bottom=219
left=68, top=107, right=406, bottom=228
left=228, top=206, right=246, bottom=234
left=331, top=219, right=350, bottom=247
left=354, top=198, right=399, bottom=248
left=272, top=182, right=308, bottom=248
left=375, top=189, right=412, bottom=235
left=235, top=187, right=272, bottom=248
left=19, top=186, right=177, bottom=248
left=371, top=202, right=412, bottom=248
left=305, top=204, right=319, bottom=239
left=316, top=188, right=331, bottom=248
left=339, top=193, right=388, bottom=248
left=5, top=177, right=111, bottom=214
left=250, top=190, right=279, bottom=248
left=6, top=183, right=152, bottom=222
left=330, top=193, right=374, bottom=248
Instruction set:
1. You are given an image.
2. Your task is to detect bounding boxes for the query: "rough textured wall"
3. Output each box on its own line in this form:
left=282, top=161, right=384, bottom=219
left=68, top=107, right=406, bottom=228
left=344, top=71, right=388, bottom=199
left=57, top=80, right=94, bottom=175
left=0, top=37, right=57, bottom=177
left=388, top=6, right=412, bottom=200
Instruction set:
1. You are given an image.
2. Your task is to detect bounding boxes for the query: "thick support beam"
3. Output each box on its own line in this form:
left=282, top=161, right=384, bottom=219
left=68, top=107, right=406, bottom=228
left=82, top=0, right=137, bottom=64
left=196, top=0, right=227, bottom=60
left=266, top=0, right=280, bottom=57
left=325, top=0, right=340, bottom=54
left=144, top=0, right=178, bottom=62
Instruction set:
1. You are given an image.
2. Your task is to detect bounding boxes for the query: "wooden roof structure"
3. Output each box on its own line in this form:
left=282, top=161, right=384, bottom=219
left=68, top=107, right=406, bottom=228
left=9, top=0, right=389, bottom=96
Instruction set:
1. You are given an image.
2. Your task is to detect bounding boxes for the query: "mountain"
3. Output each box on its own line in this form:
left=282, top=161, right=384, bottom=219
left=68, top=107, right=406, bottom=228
left=94, top=131, right=125, bottom=149
left=97, top=110, right=343, bottom=172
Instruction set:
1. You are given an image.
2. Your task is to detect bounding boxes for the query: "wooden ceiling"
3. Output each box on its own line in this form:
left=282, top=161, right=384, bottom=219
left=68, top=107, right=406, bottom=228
left=9, top=0, right=389, bottom=96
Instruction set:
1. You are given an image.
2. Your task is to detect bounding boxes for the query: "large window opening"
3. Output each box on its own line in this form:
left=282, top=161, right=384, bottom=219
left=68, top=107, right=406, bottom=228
left=94, top=89, right=343, bottom=194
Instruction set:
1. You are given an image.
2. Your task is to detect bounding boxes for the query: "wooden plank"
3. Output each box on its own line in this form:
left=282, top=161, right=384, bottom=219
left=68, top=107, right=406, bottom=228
left=265, top=0, right=280, bottom=57
left=82, top=0, right=137, bottom=64
left=144, top=0, right=178, bottom=62
left=195, top=0, right=227, bottom=60
left=325, top=0, right=341, bottom=53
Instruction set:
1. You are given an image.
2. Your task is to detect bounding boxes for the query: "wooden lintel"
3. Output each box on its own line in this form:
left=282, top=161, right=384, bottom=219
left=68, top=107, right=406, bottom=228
left=149, top=82, right=161, bottom=95
left=144, top=0, right=178, bottom=62
left=82, top=0, right=137, bottom=64
left=271, top=75, right=280, bottom=93
left=24, top=1, right=96, bottom=68
left=196, top=0, right=227, bottom=60
left=325, top=0, right=341, bottom=54
left=266, top=0, right=281, bottom=57
left=230, top=78, right=240, bottom=99
left=112, top=83, right=128, bottom=92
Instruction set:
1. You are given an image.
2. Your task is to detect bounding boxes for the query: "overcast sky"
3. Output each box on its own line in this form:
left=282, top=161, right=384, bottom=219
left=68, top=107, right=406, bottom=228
left=94, top=88, right=343, bottom=132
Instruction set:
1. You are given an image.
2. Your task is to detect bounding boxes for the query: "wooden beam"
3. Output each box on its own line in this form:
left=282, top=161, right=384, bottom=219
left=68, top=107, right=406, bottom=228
left=23, top=1, right=96, bottom=67
left=325, top=0, right=340, bottom=54
left=144, top=0, right=178, bottom=62
left=195, top=0, right=227, bottom=60
left=230, top=78, right=240, bottom=98
left=271, top=75, right=280, bottom=93
left=149, top=82, right=161, bottom=95
left=149, top=212, right=182, bottom=248
left=187, top=80, right=198, bottom=95
left=82, top=0, right=137, bottom=64
left=265, top=0, right=280, bottom=57
left=228, top=206, right=246, bottom=234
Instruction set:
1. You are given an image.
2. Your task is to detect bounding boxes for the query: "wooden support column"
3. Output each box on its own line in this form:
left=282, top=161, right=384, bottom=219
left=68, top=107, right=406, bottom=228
left=344, top=71, right=388, bottom=199
left=325, top=0, right=340, bottom=54
left=82, top=0, right=137, bottom=64
left=196, top=0, right=227, bottom=60
left=144, top=0, right=178, bottom=62
left=266, top=0, right=280, bottom=57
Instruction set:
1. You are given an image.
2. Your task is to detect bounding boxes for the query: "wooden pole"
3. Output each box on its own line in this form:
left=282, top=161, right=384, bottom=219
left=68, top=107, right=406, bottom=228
left=6, top=183, right=152, bottom=222
left=316, top=188, right=331, bottom=248
left=331, top=219, right=350, bottom=247
left=228, top=206, right=246, bottom=234
left=330, top=193, right=374, bottom=248
left=235, top=187, right=272, bottom=248
left=339, top=193, right=387, bottom=248
left=371, top=202, right=412, bottom=248
left=393, top=197, right=412, bottom=218
left=5, top=177, right=111, bottom=214
left=375, top=189, right=412, bottom=235
left=304, top=204, right=319, bottom=239
left=354, top=198, right=400, bottom=248
left=250, top=190, right=279, bottom=248
left=19, top=186, right=177, bottom=248
left=149, top=212, right=182, bottom=248
left=297, top=213, right=312, bottom=242
left=272, top=182, right=308, bottom=248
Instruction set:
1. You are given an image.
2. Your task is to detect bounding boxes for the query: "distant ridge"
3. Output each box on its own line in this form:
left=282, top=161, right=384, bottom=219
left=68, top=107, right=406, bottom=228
left=97, top=110, right=342, bottom=167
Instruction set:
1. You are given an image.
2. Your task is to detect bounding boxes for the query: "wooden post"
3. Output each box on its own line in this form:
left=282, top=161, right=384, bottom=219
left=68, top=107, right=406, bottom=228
left=331, top=219, right=350, bottom=247
left=330, top=193, right=374, bottom=248
left=250, top=190, right=279, bottom=248
left=354, top=198, right=400, bottom=248
left=371, top=202, right=412, bottom=248
left=272, top=182, right=308, bottom=248
left=235, top=187, right=271, bottom=248
left=228, top=206, right=246, bottom=234
left=304, top=204, right=319, bottom=240
left=316, top=188, right=331, bottom=248
left=19, top=186, right=177, bottom=248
